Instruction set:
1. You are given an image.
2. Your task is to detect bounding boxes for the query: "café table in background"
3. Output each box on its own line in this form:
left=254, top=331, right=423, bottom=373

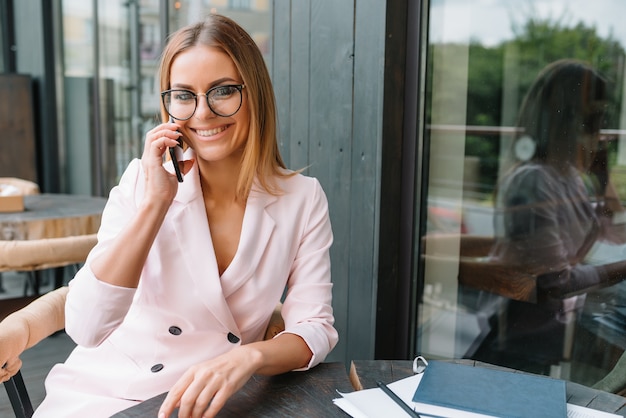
left=0, top=193, right=106, bottom=294
left=0, top=194, right=106, bottom=241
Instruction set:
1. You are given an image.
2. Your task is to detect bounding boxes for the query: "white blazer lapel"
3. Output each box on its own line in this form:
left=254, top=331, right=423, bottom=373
left=220, top=188, right=277, bottom=297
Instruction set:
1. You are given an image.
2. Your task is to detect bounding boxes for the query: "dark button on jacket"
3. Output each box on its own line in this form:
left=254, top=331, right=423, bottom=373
left=169, top=326, right=182, bottom=335
left=151, top=364, right=164, bottom=373
left=227, top=332, right=240, bottom=344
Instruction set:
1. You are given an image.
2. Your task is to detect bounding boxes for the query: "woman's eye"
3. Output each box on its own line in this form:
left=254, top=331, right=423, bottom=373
left=213, top=86, right=235, bottom=98
left=174, top=91, right=194, bottom=101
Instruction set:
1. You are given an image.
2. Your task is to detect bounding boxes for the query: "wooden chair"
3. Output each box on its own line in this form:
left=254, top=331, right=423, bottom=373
left=0, top=235, right=97, bottom=416
left=2, top=295, right=285, bottom=418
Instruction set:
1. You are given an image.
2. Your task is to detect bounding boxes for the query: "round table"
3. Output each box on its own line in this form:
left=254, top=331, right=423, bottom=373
left=0, top=194, right=107, bottom=241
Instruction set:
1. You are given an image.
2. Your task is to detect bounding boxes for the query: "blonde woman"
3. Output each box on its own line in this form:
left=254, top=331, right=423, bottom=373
left=23, top=14, right=336, bottom=418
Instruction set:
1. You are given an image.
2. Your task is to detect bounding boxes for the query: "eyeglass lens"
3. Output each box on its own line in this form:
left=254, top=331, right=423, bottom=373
left=162, top=85, right=243, bottom=120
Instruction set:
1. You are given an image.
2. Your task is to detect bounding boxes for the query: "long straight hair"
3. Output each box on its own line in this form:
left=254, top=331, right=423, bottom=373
left=514, top=59, right=607, bottom=170
left=158, top=14, right=292, bottom=200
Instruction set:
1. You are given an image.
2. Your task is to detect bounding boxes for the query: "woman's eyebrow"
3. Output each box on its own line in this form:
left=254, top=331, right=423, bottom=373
left=170, top=77, right=240, bottom=91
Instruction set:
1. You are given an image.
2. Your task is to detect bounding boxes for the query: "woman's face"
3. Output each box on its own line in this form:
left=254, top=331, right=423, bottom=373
left=168, top=45, right=250, bottom=165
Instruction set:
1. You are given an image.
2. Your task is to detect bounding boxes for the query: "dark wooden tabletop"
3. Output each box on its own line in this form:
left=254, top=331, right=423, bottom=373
left=350, top=359, right=626, bottom=417
left=0, top=194, right=106, bottom=240
left=112, top=362, right=354, bottom=418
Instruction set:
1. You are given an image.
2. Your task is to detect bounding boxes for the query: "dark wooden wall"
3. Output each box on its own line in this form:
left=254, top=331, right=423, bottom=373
left=272, top=0, right=387, bottom=365
left=0, top=74, right=38, bottom=182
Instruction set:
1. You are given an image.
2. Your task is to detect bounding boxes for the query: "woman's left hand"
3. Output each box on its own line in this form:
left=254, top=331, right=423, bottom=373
left=158, top=346, right=260, bottom=418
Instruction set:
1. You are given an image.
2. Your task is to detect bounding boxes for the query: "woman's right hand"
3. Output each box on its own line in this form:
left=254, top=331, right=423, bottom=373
left=141, top=121, right=189, bottom=205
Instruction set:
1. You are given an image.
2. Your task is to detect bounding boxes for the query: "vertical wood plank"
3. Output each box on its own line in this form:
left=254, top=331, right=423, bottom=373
left=272, top=0, right=292, bottom=165
left=307, top=0, right=354, bottom=364
left=349, top=0, right=386, bottom=361
left=270, top=0, right=387, bottom=366
left=288, top=2, right=311, bottom=170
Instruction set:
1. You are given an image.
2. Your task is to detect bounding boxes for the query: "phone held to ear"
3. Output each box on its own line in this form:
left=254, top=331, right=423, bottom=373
left=168, top=117, right=184, bottom=182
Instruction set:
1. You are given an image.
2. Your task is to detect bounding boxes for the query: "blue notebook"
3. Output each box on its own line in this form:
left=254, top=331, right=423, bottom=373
left=412, top=361, right=567, bottom=418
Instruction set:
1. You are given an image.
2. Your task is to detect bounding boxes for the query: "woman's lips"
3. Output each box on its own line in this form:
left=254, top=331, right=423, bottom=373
left=195, top=125, right=228, bottom=137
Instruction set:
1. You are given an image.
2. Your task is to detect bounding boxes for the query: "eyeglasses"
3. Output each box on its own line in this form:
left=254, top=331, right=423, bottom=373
left=161, top=84, right=245, bottom=120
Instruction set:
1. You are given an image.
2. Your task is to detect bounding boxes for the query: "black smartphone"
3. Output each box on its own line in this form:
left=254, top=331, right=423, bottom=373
left=168, top=117, right=184, bottom=182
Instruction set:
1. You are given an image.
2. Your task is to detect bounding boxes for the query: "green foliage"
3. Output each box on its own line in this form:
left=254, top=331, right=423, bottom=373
left=426, top=13, right=626, bottom=197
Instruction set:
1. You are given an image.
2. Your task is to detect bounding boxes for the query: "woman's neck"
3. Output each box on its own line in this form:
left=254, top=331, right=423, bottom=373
left=198, top=159, right=241, bottom=203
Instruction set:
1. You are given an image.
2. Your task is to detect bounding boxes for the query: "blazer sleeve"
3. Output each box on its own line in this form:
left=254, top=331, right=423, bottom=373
left=64, top=159, right=142, bottom=348
left=279, top=178, right=338, bottom=369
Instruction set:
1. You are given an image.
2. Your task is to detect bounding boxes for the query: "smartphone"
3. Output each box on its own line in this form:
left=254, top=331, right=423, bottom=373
left=168, top=117, right=184, bottom=182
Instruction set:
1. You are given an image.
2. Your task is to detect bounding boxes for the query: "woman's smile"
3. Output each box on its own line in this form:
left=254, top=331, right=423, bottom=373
left=192, top=124, right=230, bottom=139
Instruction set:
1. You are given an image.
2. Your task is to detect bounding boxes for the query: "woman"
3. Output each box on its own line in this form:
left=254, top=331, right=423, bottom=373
left=491, top=59, right=626, bottom=302
left=481, top=59, right=626, bottom=370
left=31, top=14, right=337, bottom=417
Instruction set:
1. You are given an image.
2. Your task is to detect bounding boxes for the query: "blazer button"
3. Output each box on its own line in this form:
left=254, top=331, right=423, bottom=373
left=151, top=364, right=164, bottom=373
left=227, top=332, right=240, bottom=344
left=169, top=326, right=182, bottom=335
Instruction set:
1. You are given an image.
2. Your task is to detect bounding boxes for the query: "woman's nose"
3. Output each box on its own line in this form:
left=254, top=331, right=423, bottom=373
left=194, top=96, right=217, bottom=119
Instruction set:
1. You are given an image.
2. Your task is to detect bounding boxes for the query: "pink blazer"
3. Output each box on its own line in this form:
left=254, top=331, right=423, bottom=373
left=35, top=155, right=338, bottom=417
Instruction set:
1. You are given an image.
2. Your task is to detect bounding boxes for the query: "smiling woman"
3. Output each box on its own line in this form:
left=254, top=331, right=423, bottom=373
left=23, top=14, right=338, bottom=418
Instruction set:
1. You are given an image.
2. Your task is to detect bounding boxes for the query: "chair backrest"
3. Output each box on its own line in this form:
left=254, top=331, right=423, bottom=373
left=0, top=234, right=97, bottom=272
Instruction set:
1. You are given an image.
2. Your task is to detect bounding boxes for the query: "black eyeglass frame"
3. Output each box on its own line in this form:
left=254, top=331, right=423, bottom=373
left=160, top=84, right=246, bottom=121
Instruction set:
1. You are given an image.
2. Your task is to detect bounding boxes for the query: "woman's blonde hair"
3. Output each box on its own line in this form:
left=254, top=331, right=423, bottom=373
left=158, top=14, right=290, bottom=200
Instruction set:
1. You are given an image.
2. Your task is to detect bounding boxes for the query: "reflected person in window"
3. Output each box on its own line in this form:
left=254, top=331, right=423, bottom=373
left=28, top=14, right=337, bottom=418
left=490, top=59, right=626, bottom=309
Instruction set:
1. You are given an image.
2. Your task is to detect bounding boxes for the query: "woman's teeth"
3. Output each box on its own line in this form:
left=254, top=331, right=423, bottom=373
left=196, top=126, right=227, bottom=137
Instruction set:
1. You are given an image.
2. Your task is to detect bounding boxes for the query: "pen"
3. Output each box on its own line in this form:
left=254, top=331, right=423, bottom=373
left=376, top=380, right=422, bottom=418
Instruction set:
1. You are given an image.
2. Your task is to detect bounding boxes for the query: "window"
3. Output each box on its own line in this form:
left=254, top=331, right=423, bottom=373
left=416, top=0, right=626, bottom=387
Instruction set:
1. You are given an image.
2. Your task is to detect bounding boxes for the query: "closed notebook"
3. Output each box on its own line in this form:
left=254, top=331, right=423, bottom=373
left=412, top=361, right=567, bottom=418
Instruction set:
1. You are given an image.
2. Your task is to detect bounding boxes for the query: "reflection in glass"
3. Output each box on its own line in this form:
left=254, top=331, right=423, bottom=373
left=418, top=0, right=626, bottom=388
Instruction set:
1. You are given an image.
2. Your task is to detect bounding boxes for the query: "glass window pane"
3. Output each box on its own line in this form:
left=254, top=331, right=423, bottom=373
left=60, top=1, right=272, bottom=194
left=418, top=0, right=626, bottom=387
left=167, top=1, right=272, bottom=69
